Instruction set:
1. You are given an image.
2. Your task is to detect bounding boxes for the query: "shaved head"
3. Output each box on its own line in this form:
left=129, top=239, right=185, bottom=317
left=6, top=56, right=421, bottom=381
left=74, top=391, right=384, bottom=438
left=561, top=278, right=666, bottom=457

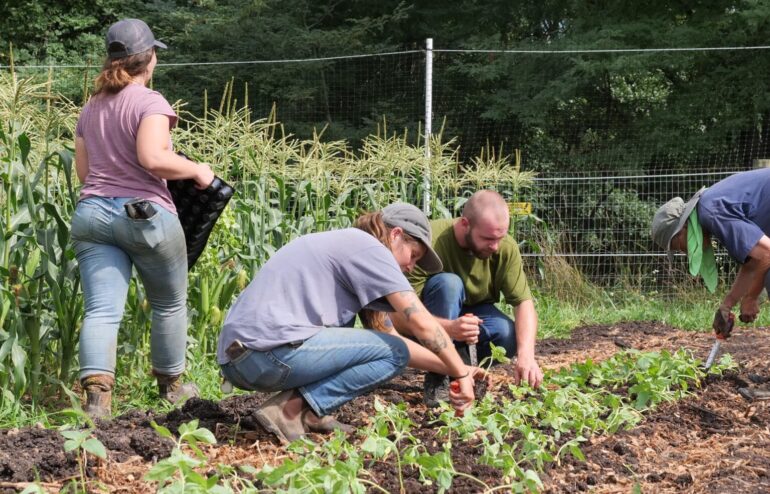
left=462, top=190, right=509, bottom=226
left=457, top=190, right=510, bottom=259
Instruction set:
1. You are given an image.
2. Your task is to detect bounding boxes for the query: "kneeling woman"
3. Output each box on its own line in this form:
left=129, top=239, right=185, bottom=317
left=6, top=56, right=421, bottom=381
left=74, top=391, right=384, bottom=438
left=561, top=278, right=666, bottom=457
left=217, top=203, right=481, bottom=443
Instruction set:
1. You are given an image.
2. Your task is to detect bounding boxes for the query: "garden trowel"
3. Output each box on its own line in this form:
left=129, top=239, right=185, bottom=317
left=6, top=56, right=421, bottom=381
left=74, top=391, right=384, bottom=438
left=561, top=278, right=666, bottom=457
left=703, top=338, right=722, bottom=370
left=465, top=314, right=478, bottom=367
left=703, top=310, right=734, bottom=371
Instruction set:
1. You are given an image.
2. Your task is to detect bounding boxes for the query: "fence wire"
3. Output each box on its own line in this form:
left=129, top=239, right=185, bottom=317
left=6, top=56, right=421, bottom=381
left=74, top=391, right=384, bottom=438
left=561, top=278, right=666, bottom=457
left=9, top=46, right=770, bottom=294
left=503, top=170, right=742, bottom=293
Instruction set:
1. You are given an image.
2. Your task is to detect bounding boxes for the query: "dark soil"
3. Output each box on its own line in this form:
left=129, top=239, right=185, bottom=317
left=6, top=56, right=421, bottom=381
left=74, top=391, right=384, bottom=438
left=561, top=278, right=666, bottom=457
left=1, top=321, right=769, bottom=493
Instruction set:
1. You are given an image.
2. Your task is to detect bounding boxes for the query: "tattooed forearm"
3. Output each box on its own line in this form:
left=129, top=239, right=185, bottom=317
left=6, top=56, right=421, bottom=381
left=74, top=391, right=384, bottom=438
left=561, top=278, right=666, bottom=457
left=397, top=290, right=425, bottom=321
left=418, top=325, right=448, bottom=354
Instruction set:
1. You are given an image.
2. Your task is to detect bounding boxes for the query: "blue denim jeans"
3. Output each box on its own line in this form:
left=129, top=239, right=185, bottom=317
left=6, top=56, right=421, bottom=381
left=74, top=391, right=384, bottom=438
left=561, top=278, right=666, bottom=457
left=220, top=327, right=409, bottom=416
left=71, top=197, right=188, bottom=380
left=421, top=272, right=517, bottom=363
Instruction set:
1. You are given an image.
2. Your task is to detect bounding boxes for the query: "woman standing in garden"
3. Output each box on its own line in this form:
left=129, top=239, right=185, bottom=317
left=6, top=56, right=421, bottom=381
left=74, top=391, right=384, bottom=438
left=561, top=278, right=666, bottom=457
left=71, top=18, right=214, bottom=418
left=217, top=203, right=484, bottom=443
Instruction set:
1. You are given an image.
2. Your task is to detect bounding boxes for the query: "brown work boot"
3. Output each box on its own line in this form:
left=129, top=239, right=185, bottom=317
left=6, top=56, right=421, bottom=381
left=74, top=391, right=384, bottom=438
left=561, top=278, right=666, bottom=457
left=301, top=410, right=355, bottom=435
left=81, top=374, right=114, bottom=420
left=153, top=372, right=199, bottom=404
left=254, top=390, right=306, bottom=444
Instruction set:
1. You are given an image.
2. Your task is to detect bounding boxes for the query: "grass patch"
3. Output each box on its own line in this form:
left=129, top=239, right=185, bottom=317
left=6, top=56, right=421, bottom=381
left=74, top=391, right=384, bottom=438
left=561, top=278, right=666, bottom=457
left=535, top=289, right=770, bottom=338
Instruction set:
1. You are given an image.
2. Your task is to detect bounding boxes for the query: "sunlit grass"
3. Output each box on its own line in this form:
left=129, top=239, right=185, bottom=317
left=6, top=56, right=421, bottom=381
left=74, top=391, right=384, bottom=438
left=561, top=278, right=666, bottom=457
left=535, top=289, right=770, bottom=338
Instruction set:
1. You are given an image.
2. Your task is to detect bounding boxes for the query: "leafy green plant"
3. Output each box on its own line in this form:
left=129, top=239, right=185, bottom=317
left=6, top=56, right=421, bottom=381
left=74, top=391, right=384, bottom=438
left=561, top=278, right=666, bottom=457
left=59, top=424, right=107, bottom=493
left=145, top=419, right=220, bottom=493
left=360, top=399, right=422, bottom=494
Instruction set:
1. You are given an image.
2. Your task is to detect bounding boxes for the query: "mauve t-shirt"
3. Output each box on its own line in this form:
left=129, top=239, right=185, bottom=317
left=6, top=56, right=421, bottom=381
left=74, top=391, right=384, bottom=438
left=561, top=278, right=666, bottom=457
left=75, top=84, right=178, bottom=213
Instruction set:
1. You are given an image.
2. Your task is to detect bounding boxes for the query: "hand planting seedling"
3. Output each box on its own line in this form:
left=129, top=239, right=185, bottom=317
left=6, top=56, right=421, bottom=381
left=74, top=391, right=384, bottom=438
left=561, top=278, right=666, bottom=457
left=449, top=380, right=464, bottom=417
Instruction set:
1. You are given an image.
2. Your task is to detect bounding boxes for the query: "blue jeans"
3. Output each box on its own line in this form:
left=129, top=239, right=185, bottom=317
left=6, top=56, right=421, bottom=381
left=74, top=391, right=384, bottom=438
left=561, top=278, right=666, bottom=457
left=71, top=197, right=188, bottom=380
left=421, top=273, right=517, bottom=363
left=220, top=328, right=409, bottom=416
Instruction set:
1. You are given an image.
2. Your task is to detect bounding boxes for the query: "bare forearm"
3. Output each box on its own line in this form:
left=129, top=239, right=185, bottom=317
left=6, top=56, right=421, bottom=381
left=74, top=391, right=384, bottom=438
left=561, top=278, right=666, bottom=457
left=136, top=114, right=213, bottom=184
left=725, top=260, right=770, bottom=308
left=386, top=290, right=467, bottom=378
left=139, top=149, right=203, bottom=179
left=514, top=299, right=538, bottom=358
left=395, top=333, right=458, bottom=374
left=75, top=137, right=88, bottom=183
left=746, top=263, right=769, bottom=301
left=392, top=311, right=459, bottom=341
left=726, top=237, right=770, bottom=307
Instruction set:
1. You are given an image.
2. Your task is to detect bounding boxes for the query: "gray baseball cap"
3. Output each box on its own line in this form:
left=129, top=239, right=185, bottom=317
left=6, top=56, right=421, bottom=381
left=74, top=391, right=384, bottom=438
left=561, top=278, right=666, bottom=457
left=651, top=186, right=706, bottom=260
left=382, top=202, right=443, bottom=273
left=106, top=18, right=167, bottom=59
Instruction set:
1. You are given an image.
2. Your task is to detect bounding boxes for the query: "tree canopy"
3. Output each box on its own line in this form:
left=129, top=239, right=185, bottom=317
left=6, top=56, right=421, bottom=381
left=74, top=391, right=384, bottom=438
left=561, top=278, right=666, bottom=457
left=2, top=0, right=770, bottom=171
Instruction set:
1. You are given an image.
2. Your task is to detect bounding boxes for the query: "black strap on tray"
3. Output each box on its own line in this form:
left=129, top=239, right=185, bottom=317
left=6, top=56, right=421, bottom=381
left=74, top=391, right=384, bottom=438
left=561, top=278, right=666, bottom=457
left=167, top=155, right=235, bottom=270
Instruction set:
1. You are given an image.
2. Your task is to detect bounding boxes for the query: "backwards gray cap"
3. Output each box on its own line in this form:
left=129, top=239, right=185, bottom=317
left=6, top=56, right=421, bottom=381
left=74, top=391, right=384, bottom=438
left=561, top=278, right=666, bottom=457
left=651, top=186, right=706, bottom=260
left=106, top=18, right=167, bottom=59
left=382, top=202, right=443, bottom=273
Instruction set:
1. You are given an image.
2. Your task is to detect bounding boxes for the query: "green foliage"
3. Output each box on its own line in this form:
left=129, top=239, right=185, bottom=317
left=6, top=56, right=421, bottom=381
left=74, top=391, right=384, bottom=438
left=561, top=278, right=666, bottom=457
left=0, top=70, right=537, bottom=418
left=59, top=417, right=107, bottom=494
left=0, top=0, right=129, bottom=99
left=534, top=288, right=770, bottom=339
left=146, top=419, right=222, bottom=493
left=251, top=349, right=717, bottom=493
left=19, top=483, right=47, bottom=494
left=7, top=1, right=770, bottom=173
left=0, top=72, right=81, bottom=407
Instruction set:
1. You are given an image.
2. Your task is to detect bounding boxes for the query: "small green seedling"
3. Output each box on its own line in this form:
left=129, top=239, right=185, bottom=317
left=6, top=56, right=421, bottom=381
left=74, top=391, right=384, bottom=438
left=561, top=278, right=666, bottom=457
left=145, top=419, right=221, bottom=493
left=60, top=427, right=107, bottom=493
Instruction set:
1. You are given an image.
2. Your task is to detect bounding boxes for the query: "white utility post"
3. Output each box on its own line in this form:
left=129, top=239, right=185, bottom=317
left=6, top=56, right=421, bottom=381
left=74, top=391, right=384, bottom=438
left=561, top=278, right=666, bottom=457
left=423, top=38, right=433, bottom=214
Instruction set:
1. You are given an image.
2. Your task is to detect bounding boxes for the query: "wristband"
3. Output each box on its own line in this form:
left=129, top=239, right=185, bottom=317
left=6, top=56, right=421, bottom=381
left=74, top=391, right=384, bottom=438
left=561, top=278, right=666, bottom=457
left=450, top=371, right=470, bottom=380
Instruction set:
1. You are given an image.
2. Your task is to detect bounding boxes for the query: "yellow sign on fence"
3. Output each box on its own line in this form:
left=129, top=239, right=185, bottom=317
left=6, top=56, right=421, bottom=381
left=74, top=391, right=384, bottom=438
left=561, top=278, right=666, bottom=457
left=508, top=202, right=532, bottom=216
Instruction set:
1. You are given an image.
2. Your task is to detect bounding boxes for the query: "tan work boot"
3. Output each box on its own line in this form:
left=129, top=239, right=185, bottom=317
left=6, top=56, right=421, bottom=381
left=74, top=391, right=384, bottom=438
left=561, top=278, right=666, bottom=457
left=301, top=410, right=355, bottom=435
left=153, top=372, right=199, bottom=404
left=254, top=389, right=306, bottom=444
left=81, top=374, right=114, bottom=420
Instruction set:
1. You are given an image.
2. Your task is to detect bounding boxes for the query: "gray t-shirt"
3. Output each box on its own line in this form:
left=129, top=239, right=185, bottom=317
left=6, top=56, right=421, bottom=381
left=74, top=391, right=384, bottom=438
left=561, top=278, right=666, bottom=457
left=216, top=228, right=412, bottom=364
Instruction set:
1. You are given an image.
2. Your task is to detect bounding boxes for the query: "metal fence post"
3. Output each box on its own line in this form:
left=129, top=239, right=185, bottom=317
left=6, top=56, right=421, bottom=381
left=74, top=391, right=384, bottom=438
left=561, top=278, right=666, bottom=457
left=423, top=38, right=433, bottom=215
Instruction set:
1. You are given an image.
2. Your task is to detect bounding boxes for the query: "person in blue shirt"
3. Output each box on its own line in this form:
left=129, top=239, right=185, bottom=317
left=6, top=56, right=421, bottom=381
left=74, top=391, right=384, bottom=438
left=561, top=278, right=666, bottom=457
left=652, top=168, right=770, bottom=335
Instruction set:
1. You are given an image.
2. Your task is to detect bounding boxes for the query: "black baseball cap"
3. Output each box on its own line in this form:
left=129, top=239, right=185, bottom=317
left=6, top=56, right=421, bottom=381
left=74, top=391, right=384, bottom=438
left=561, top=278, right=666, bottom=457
left=106, top=18, right=167, bottom=59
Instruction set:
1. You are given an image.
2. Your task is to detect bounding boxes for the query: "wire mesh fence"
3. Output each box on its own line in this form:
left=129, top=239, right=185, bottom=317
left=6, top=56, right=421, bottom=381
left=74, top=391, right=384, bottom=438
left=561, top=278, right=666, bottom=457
left=505, top=170, right=743, bottom=294
left=9, top=44, right=770, bottom=295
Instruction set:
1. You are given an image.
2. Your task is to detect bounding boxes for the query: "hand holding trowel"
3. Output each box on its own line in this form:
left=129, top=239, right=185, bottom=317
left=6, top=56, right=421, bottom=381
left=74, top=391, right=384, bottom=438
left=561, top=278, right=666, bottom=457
left=704, top=306, right=734, bottom=370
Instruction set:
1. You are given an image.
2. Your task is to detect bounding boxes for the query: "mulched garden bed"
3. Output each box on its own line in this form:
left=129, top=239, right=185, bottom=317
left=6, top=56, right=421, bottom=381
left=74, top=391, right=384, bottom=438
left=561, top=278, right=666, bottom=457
left=1, top=321, right=768, bottom=493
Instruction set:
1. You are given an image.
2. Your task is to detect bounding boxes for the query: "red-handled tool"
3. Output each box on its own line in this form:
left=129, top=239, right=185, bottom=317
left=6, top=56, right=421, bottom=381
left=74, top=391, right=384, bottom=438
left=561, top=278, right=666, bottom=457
left=449, top=380, right=464, bottom=417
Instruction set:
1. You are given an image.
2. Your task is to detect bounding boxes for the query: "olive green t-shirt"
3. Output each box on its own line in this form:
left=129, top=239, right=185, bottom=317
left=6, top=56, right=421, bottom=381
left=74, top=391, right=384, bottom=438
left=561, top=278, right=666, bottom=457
left=408, top=219, right=532, bottom=306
